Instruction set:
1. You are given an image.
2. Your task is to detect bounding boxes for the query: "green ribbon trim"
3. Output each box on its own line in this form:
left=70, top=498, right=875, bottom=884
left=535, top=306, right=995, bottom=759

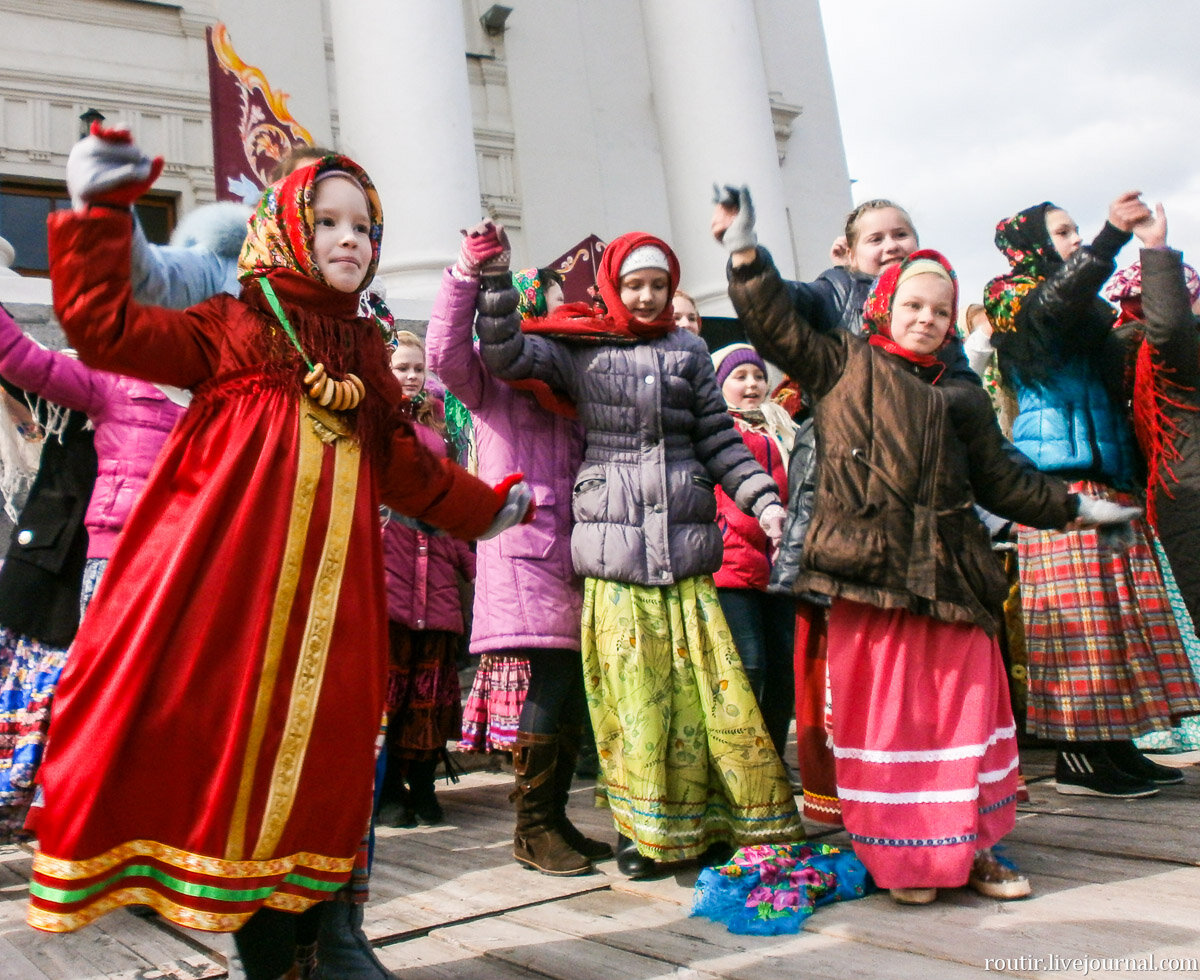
left=30, top=864, right=343, bottom=905
left=258, top=277, right=314, bottom=372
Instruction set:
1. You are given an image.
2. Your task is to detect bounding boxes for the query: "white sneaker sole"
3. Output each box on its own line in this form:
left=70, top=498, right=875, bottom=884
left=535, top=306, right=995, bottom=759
left=1054, top=780, right=1159, bottom=799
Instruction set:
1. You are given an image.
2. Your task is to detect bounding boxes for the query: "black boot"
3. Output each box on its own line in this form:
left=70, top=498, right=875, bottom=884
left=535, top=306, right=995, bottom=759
left=615, top=833, right=658, bottom=879
left=554, top=726, right=613, bottom=861
left=1055, top=743, right=1158, bottom=798
left=511, top=732, right=592, bottom=876
left=312, top=901, right=396, bottom=979
left=406, top=757, right=443, bottom=825
left=1106, top=740, right=1185, bottom=785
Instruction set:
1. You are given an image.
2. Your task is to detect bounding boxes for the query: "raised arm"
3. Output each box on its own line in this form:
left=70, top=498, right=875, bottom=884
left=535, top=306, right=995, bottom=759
left=1017, top=193, right=1147, bottom=350
left=424, top=268, right=491, bottom=408
left=0, top=304, right=113, bottom=416
left=130, top=213, right=241, bottom=309
left=714, top=185, right=848, bottom=399
left=1133, top=206, right=1199, bottom=383
left=48, top=207, right=225, bottom=388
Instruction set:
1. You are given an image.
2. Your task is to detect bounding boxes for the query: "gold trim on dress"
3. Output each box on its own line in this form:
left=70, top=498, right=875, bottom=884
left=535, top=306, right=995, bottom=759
left=253, top=417, right=360, bottom=858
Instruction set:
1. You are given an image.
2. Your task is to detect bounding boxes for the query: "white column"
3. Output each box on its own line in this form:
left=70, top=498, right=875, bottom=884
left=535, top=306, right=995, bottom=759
left=640, top=0, right=792, bottom=315
left=329, top=0, right=482, bottom=318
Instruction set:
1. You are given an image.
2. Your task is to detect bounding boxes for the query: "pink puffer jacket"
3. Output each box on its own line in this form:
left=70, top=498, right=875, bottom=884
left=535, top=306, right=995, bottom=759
left=713, top=421, right=788, bottom=591
left=0, top=307, right=184, bottom=559
left=424, top=270, right=584, bottom=654
left=381, top=407, right=475, bottom=632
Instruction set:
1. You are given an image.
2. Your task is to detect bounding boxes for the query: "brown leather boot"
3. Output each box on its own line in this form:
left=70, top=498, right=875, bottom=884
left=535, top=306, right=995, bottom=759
left=512, top=731, right=591, bottom=876
left=554, top=726, right=613, bottom=861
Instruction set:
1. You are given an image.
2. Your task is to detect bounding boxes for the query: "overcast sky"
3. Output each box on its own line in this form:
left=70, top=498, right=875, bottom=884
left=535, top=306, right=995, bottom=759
left=816, top=0, right=1200, bottom=304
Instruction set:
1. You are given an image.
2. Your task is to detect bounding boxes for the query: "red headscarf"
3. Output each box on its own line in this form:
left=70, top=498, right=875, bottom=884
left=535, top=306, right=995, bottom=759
left=862, top=248, right=958, bottom=379
left=524, top=231, right=680, bottom=342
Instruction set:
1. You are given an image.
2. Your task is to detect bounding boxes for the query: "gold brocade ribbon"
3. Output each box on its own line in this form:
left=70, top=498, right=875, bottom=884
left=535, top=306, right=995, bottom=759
left=226, top=399, right=359, bottom=860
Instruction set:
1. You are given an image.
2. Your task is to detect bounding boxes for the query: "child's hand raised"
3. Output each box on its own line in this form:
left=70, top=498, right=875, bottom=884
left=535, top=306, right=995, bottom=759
left=1134, top=203, right=1167, bottom=249
left=711, top=184, right=758, bottom=257
left=1107, top=191, right=1152, bottom=233
left=455, top=219, right=510, bottom=279
left=66, top=121, right=163, bottom=212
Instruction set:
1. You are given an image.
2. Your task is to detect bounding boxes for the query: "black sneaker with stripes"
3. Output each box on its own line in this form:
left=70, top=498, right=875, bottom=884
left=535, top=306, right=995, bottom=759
left=1054, top=746, right=1159, bottom=798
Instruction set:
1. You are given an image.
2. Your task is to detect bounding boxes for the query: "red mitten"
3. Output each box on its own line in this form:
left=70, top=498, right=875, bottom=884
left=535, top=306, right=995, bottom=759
left=493, top=471, right=524, bottom=505
left=453, top=219, right=508, bottom=279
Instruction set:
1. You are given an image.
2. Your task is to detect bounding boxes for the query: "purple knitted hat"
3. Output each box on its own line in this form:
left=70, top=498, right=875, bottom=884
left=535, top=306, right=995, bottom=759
left=712, top=343, right=766, bottom=388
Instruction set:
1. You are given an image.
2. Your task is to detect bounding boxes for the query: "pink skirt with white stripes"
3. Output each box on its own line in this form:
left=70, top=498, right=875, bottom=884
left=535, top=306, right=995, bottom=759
left=827, top=599, right=1018, bottom=890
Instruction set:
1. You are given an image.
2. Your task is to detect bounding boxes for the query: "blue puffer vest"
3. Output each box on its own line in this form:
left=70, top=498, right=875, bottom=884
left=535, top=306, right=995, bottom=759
left=1010, top=357, right=1138, bottom=489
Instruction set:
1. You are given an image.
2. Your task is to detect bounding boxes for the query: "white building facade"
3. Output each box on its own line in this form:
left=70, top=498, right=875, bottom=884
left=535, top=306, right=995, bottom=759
left=0, top=0, right=851, bottom=316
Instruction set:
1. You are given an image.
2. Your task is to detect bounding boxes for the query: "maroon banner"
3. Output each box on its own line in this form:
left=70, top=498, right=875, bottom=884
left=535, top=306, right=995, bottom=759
left=549, top=234, right=607, bottom=304
left=206, top=24, right=314, bottom=202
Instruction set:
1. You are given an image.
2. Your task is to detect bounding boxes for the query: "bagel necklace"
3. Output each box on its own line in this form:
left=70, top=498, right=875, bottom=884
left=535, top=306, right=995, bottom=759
left=259, top=277, right=365, bottom=411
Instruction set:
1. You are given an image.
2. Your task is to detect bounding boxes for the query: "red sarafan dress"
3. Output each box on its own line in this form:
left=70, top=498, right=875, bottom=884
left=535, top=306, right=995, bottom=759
left=28, top=157, right=500, bottom=933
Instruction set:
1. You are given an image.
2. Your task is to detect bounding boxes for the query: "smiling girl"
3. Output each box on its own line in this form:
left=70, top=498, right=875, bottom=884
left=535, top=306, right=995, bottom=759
left=719, top=193, right=1140, bottom=904
left=710, top=343, right=797, bottom=760
left=29, top=154, right=531, bottom=976
left=476, top=225, right=801, bottom=879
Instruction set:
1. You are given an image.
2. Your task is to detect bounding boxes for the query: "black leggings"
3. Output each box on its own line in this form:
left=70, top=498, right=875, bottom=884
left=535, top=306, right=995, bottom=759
left=517, top=648, right=587, bottom=735
left=234, top=904, right=322, bottom=980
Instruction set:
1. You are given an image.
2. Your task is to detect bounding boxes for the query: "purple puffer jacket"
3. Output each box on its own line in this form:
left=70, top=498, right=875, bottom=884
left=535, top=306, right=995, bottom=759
left=381, top=412, right=475, bottom=632
left=424, top=270, right=584, bottom=654
left=0, top=307, right=184, bottom=559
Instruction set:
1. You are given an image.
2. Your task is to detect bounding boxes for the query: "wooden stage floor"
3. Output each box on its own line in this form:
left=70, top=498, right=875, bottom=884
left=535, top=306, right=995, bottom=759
left=2, top=748, right=1198, bottom=980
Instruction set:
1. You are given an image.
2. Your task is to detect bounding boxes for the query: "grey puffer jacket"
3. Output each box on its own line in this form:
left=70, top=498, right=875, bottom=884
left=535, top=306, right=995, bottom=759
left=477, top=274, right=781, bottom=586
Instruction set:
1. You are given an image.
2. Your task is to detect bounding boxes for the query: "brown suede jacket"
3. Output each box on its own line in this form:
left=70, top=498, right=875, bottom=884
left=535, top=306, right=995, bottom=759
left=730, top=249, right=1077, bottom=635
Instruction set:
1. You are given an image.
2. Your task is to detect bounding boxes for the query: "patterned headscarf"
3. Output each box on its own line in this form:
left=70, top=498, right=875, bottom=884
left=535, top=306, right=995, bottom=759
left=983, top=202, right=1061, bottom=334
left=513, top=268, right=550, bottom=319
left=862, top=249, right=958, bottom=377
left=1104, top=260, right=1200, bottom=305
left=238, top=154, right=383, bottom=289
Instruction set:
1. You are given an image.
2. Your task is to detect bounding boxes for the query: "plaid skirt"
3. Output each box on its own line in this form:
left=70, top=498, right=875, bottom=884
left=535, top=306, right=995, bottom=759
left=458, top=653, right=529, bottom=752
left=1019, top=482, right=1200, bottom=741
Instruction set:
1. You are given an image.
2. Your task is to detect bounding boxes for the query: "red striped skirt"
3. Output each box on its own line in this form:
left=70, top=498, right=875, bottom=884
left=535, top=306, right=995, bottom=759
left=458, top=653, right=529, bottom=752
left=1018, top=483, right=1200, bottom=741
left=828, top=600, right=1018, bottom=890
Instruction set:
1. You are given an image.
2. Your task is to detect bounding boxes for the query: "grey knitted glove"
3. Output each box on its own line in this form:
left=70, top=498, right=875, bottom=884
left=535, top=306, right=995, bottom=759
left=478, top=479, right=534, bottom=540
left=66, top=127, right=156, bottom=211
left=713, top=183, right=758, bottom=253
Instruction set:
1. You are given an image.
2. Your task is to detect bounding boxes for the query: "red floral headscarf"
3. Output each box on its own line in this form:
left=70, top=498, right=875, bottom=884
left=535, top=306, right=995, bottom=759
left=238, top=154, right=383, bottom=290
left=862, top=249, right=958, bottom=377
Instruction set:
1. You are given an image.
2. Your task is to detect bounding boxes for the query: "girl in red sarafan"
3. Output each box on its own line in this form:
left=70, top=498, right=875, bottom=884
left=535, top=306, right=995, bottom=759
left=27, top=149, right=530, bottom=977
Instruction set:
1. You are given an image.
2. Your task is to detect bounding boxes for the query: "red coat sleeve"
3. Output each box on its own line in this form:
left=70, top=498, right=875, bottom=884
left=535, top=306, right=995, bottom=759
left=377, top=422, right=500, bottom=540
left=48, top=207, right=224, bottom=387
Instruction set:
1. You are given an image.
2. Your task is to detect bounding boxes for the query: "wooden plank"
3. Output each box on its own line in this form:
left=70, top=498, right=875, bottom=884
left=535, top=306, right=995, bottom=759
left=1006, top=808, right=1200, bottom=867
left=375, top=932, right=562, bottom=980
left=431, top=894, right=1002, bottom=980
left=2, top=909, right=223, bottom=980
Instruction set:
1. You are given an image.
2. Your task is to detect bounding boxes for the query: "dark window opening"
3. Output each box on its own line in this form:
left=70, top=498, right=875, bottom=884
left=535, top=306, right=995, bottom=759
left=0, top=179, right=176, bottom=277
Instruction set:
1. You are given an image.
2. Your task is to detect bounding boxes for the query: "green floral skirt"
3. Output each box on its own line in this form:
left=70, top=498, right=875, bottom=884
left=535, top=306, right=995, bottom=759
left=582, top=576, right=802, bottom=862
